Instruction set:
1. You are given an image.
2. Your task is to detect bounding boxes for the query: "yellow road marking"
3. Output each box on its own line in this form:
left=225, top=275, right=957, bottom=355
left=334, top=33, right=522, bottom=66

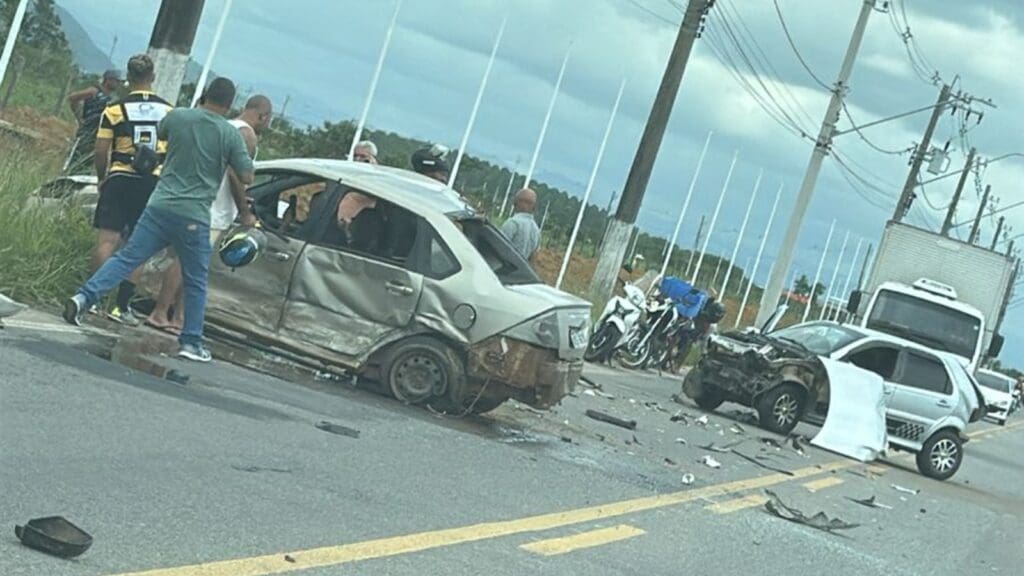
left=802, top=476, right=844, bottom=492
left=109, top=461, right=852, bottom=576
left=866, top=464, right=887, bottom=475
left=520, top=525, right=645, bottom=556
left=705, top=494, right=768, bottom=514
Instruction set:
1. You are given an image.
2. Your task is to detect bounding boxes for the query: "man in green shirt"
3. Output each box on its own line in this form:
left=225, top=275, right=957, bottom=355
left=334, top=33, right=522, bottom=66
left=64, top=77, right=256, bottom=362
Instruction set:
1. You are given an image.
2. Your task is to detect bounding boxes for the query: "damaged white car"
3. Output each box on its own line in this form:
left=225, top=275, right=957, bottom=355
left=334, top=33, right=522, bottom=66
left=683, top=321, right=987, bottom=480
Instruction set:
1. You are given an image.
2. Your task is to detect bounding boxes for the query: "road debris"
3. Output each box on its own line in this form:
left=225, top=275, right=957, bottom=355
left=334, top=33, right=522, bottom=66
left=579, top=375, right=603, bottom=390
left=664, top=457, right=677, bottom=466
left=730, top=423, right=746, bottom=435
left=165, top=369, right=190, bottom=385
left=284, top=554, right=297, bottom=563
left=584, top=409, right=637, bottom=430
left=631, top=434, right=643, bottom=446
left=644, top=401, right=668, bottom=412
left=230, top=465, right=292, bottom=474
left=582, top=389, right=598, bottom=397
left=314, top=421, right=361, bottom=439
left=789, top=434, right=808, bottom=456
left=763, top=490, right=860, bottom=533
left=674, top=437, right=688, bottom=445
left=681, top=473, right=695, bottom=485
left=727, top=409, right=758, bottom=424
left=695, top=415, right=709, bottom=426
left=15, top=516, right=93, bottom=558
left=846, top=496, right=893, bottom=510
left=846, top=468, right=881, bottom=480
left=731, top=449, right=794, bottom=476
left=670, top=411, right=690, bottom=424
left=700, top=455, right=722, bottom=469
left=891, top=484, right=920, bottom=495
left=560, top=435, right=573, bottom=443
left=760, top=437, right=784, bottom=450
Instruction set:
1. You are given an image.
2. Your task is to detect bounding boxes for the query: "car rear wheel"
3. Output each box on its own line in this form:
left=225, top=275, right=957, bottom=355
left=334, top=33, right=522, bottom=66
left=585, top=324, right=620, bottom=363
left=383, top=336, right=464, bottom=405
left=916, top=429, right=962, bottom=480
left=756, top=384, right=806, bottom=435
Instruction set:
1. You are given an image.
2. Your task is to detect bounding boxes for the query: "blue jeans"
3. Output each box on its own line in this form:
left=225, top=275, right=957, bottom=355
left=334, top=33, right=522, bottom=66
left=78, top=206, right=212, bottom=347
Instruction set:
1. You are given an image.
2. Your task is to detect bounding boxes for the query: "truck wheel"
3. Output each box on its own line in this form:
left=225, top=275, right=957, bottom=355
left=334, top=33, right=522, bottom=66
left=585, top=324, right=620, bottom=363
left=382, top=336, right=464, bottom=405
left=916, top=430, right=962, bottom=480
left=756, top=384, right=806, bottom=435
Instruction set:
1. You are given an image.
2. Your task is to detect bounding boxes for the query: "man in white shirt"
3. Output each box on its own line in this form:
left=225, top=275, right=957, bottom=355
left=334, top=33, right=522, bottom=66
left=500, top=188, right=541, bottom=263
left=145, top=95, right=272, bottom=333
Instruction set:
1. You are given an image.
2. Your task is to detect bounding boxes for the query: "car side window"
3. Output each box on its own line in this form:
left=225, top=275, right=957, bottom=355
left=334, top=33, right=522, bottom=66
left=896, top=352, right=951, bottom=395
left=248, top=173, right=331, bottom=239
left=844, top=346, right=900, bottom=380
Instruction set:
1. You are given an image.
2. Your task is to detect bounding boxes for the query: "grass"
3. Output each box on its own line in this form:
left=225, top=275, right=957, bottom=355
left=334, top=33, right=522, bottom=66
left=0, top=134, right=93, bottom=305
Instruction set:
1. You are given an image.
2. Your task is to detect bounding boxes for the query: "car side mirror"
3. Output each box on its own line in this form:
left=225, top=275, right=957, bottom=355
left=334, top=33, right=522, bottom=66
left=846, top=291, right=862, bottom=314
left=989, top=333, right=1004, bottom=357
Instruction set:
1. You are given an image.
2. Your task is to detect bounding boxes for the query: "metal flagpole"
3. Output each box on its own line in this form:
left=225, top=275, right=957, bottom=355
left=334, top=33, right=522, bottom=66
left=538, top=201, right=551, bottom=233
left=691, top=151, right=738, bottom=286
left=819, top=230, right=850, bottom=321
left=498, top=157, right=520, bottom=217
left=523, top=45, right=571, bottom=187
left=190, top=0, right=233, bottom=107
left=658, top=131, right=713, bottom=281
left=833, top=238, right=863, bottom=322
left=719, top=169, right=763, bottom=296
left=448, top=18, right=506, bottom=186
left=736, top=182, right=784, bottom=328
left=0, top=0, right=29, bottom=87
left=556, top=79, right=625, bottom=289
left=348, top=0, right=402, bottom=160
left=803, top=220, right=836, bottom=323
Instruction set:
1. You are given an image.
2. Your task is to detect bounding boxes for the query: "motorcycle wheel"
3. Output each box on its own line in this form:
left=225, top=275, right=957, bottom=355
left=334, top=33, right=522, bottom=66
left=584, top=324, right=621, bottom=363
left=617, top=335, right=651, bottom=369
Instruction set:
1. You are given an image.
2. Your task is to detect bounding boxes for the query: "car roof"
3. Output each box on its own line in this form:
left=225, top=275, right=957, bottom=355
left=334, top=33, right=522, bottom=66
left=255, top=158, right=473, bottom=216
left=792, top=321, right=960, bottom=362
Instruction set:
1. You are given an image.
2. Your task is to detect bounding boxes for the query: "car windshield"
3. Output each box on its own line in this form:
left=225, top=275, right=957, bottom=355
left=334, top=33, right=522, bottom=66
left=976, top=371, right=1013, bottom=394
left=457, top=218, right=542, bottom=286
left=866, top=290, right=980, bottom=359
left=770, top=322, right=864, bottom=356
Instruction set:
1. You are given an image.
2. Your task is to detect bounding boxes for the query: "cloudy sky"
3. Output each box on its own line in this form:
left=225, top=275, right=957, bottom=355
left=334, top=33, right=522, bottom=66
left=56, top=0, right=1024, bottom=364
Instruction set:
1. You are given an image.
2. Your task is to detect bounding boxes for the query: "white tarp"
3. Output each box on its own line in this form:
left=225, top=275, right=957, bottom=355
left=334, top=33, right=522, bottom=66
left=811, top=358, right=888, bottom=462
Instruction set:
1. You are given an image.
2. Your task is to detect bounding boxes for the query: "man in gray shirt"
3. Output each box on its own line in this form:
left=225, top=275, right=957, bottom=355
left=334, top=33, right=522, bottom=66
left=64, top=77, right=255, bottom=363
left=501, top=187, right=541, bottom=262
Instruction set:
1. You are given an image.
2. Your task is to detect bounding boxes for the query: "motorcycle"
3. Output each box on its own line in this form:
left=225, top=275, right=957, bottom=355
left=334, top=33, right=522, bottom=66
left=617, top=295, right=682, bottom=370
left=585, top=282, right=646, bottom=363
left=659, top=301, right=725, bottom=373
left=617, top=276, right=712, bottom=371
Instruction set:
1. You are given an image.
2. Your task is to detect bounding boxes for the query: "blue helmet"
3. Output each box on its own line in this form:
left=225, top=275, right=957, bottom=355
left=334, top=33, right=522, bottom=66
left=218, top=229, right=264, bottom=268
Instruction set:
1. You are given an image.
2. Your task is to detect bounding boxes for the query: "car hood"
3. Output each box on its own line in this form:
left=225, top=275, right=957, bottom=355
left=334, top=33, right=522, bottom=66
left=978, top=386, right=1013, bottom=405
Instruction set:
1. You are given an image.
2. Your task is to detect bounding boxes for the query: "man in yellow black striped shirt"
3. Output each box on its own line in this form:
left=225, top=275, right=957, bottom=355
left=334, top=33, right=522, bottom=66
left=92, top=54, right=173, bottom=325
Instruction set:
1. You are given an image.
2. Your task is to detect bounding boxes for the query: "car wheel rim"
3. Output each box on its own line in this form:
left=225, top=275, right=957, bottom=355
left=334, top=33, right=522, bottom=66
left=930, top=438, right=959, bottom=472
left=394, top=354, right=444, bottom=401
left=773, top=394, right=799, bottom=428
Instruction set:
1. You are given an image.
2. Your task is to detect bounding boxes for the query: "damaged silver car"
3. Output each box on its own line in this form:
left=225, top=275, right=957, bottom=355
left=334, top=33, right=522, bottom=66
left=683, top=320, right=987, bottom=479
left=159, top=159, right=591, bottom=413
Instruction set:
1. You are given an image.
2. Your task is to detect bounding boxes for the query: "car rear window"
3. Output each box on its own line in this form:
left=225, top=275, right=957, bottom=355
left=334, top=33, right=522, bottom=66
left=897, top=352, right=951, bottom=395
left=458, top=219, right=542, bottom=286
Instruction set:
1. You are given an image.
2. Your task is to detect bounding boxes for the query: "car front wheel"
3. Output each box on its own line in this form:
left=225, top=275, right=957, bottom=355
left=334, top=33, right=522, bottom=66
left=916, top=429, right=963, bottom=480
left=756, top=384, right=806, bottom=435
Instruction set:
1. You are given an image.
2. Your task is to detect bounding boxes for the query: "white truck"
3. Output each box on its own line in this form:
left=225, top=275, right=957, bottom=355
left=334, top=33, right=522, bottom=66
left=847, top=221, right=1014, bottom=372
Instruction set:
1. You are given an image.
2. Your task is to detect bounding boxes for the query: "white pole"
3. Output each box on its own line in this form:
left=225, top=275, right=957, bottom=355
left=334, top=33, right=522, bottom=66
left=348, top=0, right=402, bottom=160
left=659, top=131, right=713, bottom=280
left=691, top=151, right=738, bottom=287
left=736, top=182, right=784, bottom=328
left=803, top=220, right=836, bottom=323
left=449, top=18, right=506, bottom=187
left=719, top=169, right=763, bottom=296
left=833, top=238, right=863, bottom=322
left=190, top=0, right=233, bottom=107
left=523, top=45, right=571, bottom=187
left=498, top=159, right=519, bottom=217
left=556, top=79, right=625, bottom=289
left=0, top=0, right=29, bottom=87
left=819, top=230, right=850, bottom=321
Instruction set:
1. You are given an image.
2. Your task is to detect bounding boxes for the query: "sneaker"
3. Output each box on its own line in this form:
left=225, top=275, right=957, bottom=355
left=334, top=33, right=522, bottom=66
left=107, top=306, right=141, bottom=327
left=63, top=294, right=87, bottom=326
left=178, top=343, right=212, bottom=363
left=87, top=304, right=99, bottom=315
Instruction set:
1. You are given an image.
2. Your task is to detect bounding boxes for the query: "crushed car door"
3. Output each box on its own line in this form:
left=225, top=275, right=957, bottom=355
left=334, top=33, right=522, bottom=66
left=886, top=349, right=956, bottom=443
left=278, top=194, right=425, bottom=359
left=205, top=172, right=330, bottom=334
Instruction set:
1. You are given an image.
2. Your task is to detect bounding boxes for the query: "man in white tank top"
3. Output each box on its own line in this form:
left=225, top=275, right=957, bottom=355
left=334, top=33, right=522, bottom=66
left=146, top=95, right=273, bottom=333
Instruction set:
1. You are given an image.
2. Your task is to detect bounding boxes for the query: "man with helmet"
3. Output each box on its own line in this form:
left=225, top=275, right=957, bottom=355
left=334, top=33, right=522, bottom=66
left=410, top=144, right=450, bottom=183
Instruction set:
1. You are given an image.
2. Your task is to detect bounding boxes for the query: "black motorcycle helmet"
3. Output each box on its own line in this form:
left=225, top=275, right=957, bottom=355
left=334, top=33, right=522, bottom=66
left=702, top=299, right=726, bottom=323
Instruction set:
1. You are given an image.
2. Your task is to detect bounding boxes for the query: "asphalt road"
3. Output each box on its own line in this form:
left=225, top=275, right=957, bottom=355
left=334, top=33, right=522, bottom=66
left=1, top=310, right=1022, bottom=576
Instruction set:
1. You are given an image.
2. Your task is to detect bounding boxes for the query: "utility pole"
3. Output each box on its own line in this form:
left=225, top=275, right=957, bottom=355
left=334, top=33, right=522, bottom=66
left=686, top=215, right=706, bottom=277
left=756, top=0, right=875, bottom=327
left=968, top=184, right=992, bottom=245
left=940, top=147, right=976, bottom=236
left=147, top=0, right=206, bottom=105
left=590, top=0, right=714, bottom=301
left=991, top=217, right=1005, bottom=251
left=0, top=0, right=28, bottom=91
left=894, top=83, right=952, bottom=222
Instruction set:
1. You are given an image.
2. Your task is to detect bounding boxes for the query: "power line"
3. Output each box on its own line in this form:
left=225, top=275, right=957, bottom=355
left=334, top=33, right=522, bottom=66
left=887, top=0, right=942, bottom=85
left=772, top=0, right=830, bottom=90
left=625, top=0, right=678, bottom=26
left=840, top=101, right=914, bottom=156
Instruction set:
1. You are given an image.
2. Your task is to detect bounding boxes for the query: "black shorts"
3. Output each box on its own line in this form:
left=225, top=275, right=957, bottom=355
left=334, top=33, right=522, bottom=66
left=93, top=172, right=158, bottom=235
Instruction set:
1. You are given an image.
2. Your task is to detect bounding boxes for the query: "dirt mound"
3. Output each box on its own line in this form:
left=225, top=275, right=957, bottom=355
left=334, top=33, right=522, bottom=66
left=0, top=106, right=75, bottom=149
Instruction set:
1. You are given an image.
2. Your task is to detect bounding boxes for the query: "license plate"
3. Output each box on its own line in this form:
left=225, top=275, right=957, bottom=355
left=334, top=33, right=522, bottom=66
left=570, top=327, right=588, bottom=349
